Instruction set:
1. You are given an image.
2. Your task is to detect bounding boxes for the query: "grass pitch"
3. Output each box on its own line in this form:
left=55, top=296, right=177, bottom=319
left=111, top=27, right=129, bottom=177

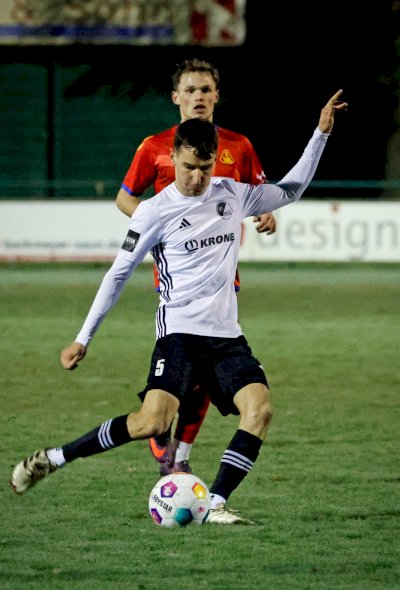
left=1, top=262, right=399, bottom=590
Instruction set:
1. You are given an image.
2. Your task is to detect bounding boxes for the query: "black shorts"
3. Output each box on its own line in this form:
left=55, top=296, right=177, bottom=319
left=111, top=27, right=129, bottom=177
left=140, top=333, right=268, bottom=416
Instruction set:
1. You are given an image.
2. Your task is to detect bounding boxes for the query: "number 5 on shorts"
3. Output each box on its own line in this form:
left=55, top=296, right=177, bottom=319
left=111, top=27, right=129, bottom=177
left=155, top=358, right=165, bottom=376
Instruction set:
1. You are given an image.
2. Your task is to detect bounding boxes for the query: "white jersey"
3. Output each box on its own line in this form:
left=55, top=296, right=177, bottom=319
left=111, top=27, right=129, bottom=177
left=76, top=128, right=328, bottom=346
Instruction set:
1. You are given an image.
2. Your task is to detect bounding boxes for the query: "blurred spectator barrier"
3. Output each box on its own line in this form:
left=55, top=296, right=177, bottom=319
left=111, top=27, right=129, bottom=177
left=1, top=199, right=399, bottom=262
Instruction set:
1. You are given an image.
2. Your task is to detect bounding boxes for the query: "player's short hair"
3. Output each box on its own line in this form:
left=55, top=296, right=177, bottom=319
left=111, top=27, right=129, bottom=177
left=172, top=59, right=220, bottom=90
left=174, top=119, right=219, bottom=160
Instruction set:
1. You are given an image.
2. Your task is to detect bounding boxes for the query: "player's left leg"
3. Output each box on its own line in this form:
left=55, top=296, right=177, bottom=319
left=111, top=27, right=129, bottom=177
left=207, top=382, right=272, bottom=524
left=205, top=335, right=272, bottom=524
left=10, top=390, right=179, bottom=494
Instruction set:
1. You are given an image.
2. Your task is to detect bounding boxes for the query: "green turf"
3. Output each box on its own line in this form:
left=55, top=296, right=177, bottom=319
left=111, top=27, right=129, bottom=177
left=1, top=262, right=399, bottom=590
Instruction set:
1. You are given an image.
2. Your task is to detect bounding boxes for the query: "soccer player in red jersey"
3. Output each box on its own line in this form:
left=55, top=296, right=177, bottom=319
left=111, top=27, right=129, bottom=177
left=116, top=59, right=277, bottom=475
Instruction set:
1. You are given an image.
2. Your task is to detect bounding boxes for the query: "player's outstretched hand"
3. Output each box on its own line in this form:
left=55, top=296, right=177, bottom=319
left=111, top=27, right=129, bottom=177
left=61, top=342, right=87, bottom=370
left=253, top=212, right=277, bottom=235
left=318, top=89, right=348, bottom=134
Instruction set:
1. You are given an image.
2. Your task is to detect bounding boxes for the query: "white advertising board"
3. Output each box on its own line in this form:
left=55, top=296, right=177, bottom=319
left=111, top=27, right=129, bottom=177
left=241, top=201, right=400, bottom=262
left=1, top=200, right=399, bottom=262
left=0, top=201, right=145, bottom=262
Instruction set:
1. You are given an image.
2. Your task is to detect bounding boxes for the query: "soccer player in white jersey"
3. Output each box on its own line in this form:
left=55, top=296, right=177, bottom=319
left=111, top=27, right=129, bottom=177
left=10, top=90, right=347, bottom=524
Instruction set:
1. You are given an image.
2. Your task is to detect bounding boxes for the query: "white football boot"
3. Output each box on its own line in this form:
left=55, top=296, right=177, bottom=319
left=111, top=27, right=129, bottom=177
left=10, top=449, right=58, bottom=494
left=206, top=503, right=255, bottom=525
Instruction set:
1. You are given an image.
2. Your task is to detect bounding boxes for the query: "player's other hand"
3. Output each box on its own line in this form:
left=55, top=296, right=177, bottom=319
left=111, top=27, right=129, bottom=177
left=318, top=89, right=348, bottom=134
left=61, top=342, right=87, bottom=370
left=253, top=212, right=277, bottom=234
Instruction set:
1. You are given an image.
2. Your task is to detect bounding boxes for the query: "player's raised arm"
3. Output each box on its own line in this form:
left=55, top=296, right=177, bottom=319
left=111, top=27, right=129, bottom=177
left=241, top=90, right=348, bottom=217
left=318, top=89, right=348, bottom=134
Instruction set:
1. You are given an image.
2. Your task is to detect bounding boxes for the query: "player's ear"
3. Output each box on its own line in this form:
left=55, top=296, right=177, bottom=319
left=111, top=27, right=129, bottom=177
left=170, top=149, right=176, bottom=164
left=171, top=90, right=180, bottom=105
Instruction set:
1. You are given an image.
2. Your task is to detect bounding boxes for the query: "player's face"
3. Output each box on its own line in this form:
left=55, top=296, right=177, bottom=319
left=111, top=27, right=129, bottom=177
left=172, top=146, right=216, bottom=197
left=172, top=72, right=219, bottom=122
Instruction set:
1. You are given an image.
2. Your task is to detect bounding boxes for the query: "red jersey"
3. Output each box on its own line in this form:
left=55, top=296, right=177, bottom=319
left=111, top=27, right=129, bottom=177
left=122, top=125, right=267, bottom=291
left=122, top=125, right=267, bottom=196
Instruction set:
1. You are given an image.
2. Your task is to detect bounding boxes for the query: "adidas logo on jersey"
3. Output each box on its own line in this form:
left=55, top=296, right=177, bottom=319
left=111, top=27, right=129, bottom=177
left=179, top=218, right=191, bottom=229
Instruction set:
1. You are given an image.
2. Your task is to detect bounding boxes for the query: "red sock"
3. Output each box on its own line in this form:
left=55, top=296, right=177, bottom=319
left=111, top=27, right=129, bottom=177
left=174, top=385, right=211, bottom=444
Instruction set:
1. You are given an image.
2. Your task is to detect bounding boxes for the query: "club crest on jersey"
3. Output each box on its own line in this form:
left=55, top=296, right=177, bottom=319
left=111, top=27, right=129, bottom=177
left=219, top=149, right=235, bottom=165
left=121, top=230, right=140, bottom=252
left=217, top=201, right=233, bottom=219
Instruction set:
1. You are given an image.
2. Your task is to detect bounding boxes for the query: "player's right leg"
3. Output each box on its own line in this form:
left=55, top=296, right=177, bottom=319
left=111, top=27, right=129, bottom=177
left=10, top=449, right=58, bottom=494
left=10, top=390, right=179, bottom=494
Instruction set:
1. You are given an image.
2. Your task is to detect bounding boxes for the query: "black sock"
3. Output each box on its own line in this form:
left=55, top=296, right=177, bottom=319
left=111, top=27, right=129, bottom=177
left=210, top=429, right=262, bottom=502
left=62, top=415, right=130, bottom=462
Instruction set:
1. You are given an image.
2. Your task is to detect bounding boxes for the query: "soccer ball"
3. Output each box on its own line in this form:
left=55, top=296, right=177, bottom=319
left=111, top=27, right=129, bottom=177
left=149, top=472, right=211, bottom=528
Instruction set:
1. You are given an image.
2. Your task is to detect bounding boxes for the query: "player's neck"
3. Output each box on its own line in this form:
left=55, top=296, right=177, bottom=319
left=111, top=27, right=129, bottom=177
left=180, top=115, right=214, bottom=124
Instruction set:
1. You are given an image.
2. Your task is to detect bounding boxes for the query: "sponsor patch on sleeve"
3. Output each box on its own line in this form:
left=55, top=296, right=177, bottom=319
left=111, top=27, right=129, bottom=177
left=121, top=230, right=140, bottom=252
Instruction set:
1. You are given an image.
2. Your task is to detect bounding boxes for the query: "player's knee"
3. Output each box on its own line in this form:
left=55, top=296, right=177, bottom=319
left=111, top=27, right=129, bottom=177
left=260, top=395, right=273, bottom=427
left=242, top=387, right=273, bottom=433
left=143, top=412, right=171, bottom=437
left=127, top=411, right=171, bottom=438
left=132, top=389, right=179, bottom=437
left=249, top=398, right=272, bottom=429
left=150, top=419, right=171, bottom=437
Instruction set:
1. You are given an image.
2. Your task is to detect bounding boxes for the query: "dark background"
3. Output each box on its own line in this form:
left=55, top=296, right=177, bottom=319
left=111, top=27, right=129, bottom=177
left=0, top=0, right=397, bottom=197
